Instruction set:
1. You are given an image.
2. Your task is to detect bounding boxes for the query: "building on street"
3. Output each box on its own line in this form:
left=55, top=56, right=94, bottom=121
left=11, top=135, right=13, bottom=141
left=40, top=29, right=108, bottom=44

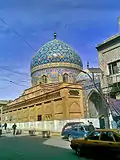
left=2, top=33, right=104, bottom=130
left=97, top=33, right=120, bottom=126
left=96, top=33, right=120, bottom=98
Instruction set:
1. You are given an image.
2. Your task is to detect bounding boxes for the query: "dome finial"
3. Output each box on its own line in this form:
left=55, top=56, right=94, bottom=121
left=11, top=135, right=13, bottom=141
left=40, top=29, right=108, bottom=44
left=54, top=32, right=57, bottom=39
left=87, top=61, right=89, bottom=68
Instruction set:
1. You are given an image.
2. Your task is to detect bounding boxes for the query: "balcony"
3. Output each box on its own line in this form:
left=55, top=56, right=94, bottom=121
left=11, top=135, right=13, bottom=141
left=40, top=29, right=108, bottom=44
left=107, top=74, right=120, bottom=85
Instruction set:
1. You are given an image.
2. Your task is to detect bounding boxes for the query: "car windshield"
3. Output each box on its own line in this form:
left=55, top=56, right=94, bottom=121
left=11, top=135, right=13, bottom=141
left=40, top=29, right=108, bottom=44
left=72, top=122, right=84, bottom=127
left=63, top=122, right=84, bottom=131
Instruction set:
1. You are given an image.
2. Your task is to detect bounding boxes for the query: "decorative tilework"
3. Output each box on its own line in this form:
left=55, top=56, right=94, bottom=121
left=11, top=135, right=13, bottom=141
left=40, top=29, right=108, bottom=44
left=31, top=62, right=82, bottom=74
left=31, top=39, right=83, bottom=71
left=31, top=67, right=80, bottom=86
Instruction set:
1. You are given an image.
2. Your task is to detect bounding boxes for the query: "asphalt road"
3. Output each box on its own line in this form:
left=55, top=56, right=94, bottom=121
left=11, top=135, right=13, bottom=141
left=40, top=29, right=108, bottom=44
left=0, top=136, right=88, bottom=160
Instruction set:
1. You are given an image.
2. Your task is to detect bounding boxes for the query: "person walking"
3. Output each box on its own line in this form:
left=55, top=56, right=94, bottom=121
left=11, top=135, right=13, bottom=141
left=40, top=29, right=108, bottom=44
left=12, top=123, right=17, bottom=135
left=4, top=123, right=7, bottom=130
left=88, top=122, right=95, bottom=133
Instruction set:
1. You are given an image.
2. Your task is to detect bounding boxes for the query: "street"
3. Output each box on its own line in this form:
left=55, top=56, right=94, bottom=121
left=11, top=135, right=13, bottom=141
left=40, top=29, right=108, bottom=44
left=0, top=135, right=89, bottom=160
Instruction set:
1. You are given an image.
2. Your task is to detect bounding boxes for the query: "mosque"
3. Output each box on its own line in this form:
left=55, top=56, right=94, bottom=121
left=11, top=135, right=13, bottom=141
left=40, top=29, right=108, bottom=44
left=2, top=33, right=105, bottom=130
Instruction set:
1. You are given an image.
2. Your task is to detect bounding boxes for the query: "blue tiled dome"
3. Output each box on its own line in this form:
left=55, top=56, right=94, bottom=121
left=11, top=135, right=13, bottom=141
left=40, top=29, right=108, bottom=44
left=31, top=39, right=83, bottom=70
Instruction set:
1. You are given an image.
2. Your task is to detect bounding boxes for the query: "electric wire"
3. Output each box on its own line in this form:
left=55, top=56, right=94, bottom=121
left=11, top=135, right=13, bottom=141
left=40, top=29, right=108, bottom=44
left=0, top=17, right=37, bottom=52
left=0, top=16, right=36, bottom=88
left=0, top=78, right=29, bottom=87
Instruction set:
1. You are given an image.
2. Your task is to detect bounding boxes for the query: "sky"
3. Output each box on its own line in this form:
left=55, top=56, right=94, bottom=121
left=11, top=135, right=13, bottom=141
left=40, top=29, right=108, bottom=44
left=0, top=0, right=119, bottom=100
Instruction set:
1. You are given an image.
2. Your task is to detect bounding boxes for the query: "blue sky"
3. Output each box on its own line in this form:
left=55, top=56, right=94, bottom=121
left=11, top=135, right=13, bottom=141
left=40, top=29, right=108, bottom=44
left=0, top=0, right=119, bottom=100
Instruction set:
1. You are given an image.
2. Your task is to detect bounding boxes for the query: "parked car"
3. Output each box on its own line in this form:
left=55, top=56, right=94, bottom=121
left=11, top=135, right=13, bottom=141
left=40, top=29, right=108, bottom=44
left=70, top=129, right=120, bottom=159
left=61, top=125, right=89, bottom=141
left=61, top=122, right=84, bottom=133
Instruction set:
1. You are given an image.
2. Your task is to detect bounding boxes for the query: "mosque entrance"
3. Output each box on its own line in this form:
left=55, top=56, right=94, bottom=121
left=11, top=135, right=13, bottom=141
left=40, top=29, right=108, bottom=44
left=87, top=90, right=105, bottom=128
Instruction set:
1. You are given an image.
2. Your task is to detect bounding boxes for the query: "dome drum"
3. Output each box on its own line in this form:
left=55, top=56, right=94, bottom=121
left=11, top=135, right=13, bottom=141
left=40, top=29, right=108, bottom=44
left=31, top=62, right=82, bottom=75
left=31, top=67, right=80, bottom=86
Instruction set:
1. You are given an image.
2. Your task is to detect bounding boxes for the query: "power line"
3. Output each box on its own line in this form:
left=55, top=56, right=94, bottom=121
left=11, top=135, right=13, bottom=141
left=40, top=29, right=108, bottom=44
left=9, top=80, right=29, bottom=87
left=0, top=78, right=29, bottom=87
left=0, top=16, right=38, bottom=81
left=0, top=76, right=30, bottom=84
left=0, top=69, right=31, bottom=83
left=0, top=66, right=31, bottom=80
left=0, top=16, right=35, bottom=79
left=0, top=68, right=29, bottom=77
left=0, top=17, right=37, bottom=52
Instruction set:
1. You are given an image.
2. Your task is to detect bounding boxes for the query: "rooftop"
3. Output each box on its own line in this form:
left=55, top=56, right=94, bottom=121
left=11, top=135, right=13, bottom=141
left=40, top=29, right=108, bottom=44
left=0, top=100, right=10, bottom=105
left=96, top=33, right=120, bottom=50
left=87, top=68, right=102, bottom=73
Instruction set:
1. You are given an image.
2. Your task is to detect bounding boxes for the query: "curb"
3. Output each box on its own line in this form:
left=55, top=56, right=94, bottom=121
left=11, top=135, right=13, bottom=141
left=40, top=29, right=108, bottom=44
left=51, top=132, right=61, bottom=136
left=22, top=130, right=61, bottom=137
left=1, top=130, right=61, bottom=138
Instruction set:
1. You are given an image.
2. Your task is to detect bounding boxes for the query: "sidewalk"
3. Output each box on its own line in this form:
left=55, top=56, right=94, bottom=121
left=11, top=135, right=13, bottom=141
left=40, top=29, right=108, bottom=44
left=1, top=130, right=29, bottom=137
left=1, top=129, right=61, bottom=138
left=43, top=137, right=71, bottom=149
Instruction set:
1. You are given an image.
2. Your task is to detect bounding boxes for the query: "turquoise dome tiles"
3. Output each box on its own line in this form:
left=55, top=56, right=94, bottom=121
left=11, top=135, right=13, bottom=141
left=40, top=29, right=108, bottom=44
left=31, top=39, right=83, bottom=71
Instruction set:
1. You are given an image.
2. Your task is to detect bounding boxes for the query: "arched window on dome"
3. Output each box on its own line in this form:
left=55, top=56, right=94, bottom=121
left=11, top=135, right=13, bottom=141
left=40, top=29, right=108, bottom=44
left=63, top=73, right=68, bottom=83
left=42, top=75, right=47, bottom=84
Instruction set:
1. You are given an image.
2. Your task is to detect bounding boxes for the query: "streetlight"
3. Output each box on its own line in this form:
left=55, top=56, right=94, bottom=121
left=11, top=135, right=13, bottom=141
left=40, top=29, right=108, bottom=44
left=77, top=70, right=110, bottom=128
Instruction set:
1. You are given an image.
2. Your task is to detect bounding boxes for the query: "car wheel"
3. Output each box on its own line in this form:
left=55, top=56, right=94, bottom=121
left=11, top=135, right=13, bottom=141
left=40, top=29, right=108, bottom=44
left=68, top=135, right=73, bottom=142
left=76, top=146, right=81, bottom=156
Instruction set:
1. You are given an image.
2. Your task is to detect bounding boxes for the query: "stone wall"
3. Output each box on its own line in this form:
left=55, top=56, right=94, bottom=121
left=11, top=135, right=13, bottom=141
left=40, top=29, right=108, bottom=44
left=3, top=85, right=84, bottom=123
left=5, top=118, right=100, bottom=132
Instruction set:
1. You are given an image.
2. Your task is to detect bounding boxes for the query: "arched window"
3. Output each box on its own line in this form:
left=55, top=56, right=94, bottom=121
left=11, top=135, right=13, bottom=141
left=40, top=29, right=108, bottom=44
left=63, top=73, right=68, bottom=83
left=42, top=75, right=47, bottom=83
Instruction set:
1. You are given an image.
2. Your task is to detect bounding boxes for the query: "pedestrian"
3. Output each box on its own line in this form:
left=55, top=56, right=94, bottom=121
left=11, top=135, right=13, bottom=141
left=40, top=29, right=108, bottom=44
left=88, top=120, right=90, bottom=125
left=88, top=122, right=95, bottom=133
left=4, top=123, right=7, bottom=130
left=12, top=123, right=17, bottom=135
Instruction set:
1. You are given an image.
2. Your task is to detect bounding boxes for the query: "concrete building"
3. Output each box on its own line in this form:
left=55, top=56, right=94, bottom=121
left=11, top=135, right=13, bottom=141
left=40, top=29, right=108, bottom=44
left=96, top=33, right=120, bottom=127
left=96, top=33, right=120, bottom=98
